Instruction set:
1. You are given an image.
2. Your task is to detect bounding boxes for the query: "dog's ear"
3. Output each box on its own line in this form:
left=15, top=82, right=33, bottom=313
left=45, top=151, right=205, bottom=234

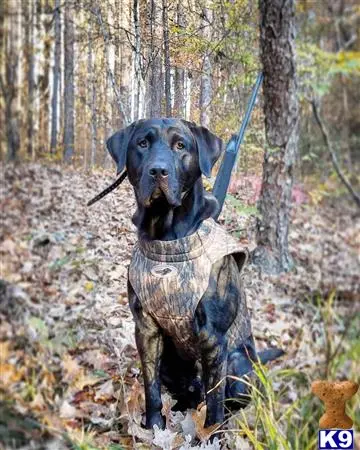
left=106, top=122, right=138, bottom=174
left=182, top=120, right=224, bottom=177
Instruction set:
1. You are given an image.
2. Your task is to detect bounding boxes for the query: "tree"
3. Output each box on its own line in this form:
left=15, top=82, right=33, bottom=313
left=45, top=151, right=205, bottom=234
left=50, top=0, right=61, bottom=153
left=87, top=15, right=97, bottom=168
left=162, top=0, right=171, bottom=116
left=22, top=0, right=35, bottom=158
left=133, top=0, right=141, bottom=120
left=173, top=2, right=185, bottom=118
left=252, top=0, right=299, bottom=274
left=199, top=5, right=212, bottom=127
left=38, top=0, right=52, bottom=155
left=146, top=0, right=163, bottom=118
left=63, top=0, right=75, bottom=163
left=0, top=0, right=20, bottom=161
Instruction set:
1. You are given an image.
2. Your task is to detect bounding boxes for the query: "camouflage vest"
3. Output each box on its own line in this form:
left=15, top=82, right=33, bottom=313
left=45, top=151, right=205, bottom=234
left=129, top=218, right=251, bottom=358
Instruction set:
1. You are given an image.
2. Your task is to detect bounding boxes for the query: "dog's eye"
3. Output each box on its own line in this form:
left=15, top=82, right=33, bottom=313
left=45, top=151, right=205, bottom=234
left=174, top=141, right=185, bottom=150
left=138, top=139, right=148, bottom=149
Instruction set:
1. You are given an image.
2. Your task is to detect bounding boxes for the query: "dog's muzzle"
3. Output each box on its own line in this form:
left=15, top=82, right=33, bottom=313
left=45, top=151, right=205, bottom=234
left=139, top=166, right=181, bottom=208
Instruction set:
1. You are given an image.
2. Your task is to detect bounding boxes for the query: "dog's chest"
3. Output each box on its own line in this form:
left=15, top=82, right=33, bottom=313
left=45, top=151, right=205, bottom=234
left=128, top=219, right=248, bottom=355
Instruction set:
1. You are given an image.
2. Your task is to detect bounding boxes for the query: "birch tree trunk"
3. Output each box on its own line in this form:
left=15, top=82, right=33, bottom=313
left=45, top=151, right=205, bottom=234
left=162, top=0, right=171, bottom=116
left=50, top=0, right=61, bottom=153
left=199, top=6, right=212, bottom=128
left=253, top=0, right=299, bottom=274
left=63, top=0, right=75, bottom=163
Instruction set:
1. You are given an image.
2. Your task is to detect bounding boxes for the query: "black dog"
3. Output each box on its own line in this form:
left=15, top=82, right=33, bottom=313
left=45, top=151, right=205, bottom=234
left=107, top=118, right=282, bottom=431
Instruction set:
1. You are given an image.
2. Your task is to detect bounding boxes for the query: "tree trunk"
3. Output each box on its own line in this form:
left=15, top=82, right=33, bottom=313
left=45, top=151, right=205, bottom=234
left=146, top=0, right=163, bottom=118
left=162, top=0, right=171, bottom=116
left=87, top=20, right=97, bottom=168
left=133, top=0, right=141, bottom=120
left=22, top=0, right=35, bottom=158
left=199, top=6, right=212, bottom=128
left=0, top=1, right=20, bottom=161
left=173, top=2, right=185, bottom=118
left=63, top=0, right=75, bottom=163
left=38, top=0, right=52, bottom=155
left=253, top=0, right=299, bottom=274
left=50, top=0, right=61, bottom=153
left=113, top=0, right=123, bottom=129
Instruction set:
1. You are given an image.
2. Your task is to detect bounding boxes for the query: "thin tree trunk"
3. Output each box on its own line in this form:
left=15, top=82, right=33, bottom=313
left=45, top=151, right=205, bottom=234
left=173, top=2, right=185, bottom=118
left=23, top=0, right=35, bottom=157
left=113, top=0, right=122, bottom=129
left=39, top=0, right=52, bottom=154
left=50, top=0, right=61, bottom=153
left=199, top=6, right=212, bottom=128
left=103, top=30, right=110, bottom=167
left=147, top=0, right=162, bottom=118
left=0, top=1, right=20, bottom=161
left=133, top=0, right=141, bottom=119
left=63, top=0, right=75, bottom=163
left=162, top=0, right=171, bottom=116
left=253, top=0, right=299, bottom=274
left=87, top=21, right=97, bottom=168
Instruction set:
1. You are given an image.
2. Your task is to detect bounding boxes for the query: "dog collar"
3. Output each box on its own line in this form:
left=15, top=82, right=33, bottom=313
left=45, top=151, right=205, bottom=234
left=138, top=219, right=216, bottom=263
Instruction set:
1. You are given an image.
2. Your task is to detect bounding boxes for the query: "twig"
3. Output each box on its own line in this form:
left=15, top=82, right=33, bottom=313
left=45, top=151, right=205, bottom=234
left=311, top=99, right=360, bottom=209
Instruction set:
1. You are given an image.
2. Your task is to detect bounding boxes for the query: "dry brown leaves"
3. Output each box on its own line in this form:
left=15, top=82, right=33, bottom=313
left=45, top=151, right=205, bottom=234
left=1, top=163, right=359, bottom=449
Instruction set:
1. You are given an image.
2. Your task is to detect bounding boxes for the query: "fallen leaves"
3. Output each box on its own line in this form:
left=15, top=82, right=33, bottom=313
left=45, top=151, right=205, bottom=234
left=1, top=163, right=359, bottom=449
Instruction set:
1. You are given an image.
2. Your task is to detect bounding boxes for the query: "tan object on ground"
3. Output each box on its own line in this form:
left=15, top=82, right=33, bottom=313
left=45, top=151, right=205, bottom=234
left=312, top=380, right=359, bottom=429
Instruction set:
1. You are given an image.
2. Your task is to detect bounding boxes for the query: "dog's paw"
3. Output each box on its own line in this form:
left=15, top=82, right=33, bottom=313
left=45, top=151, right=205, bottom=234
left=142, top=412, right=165, bottom=430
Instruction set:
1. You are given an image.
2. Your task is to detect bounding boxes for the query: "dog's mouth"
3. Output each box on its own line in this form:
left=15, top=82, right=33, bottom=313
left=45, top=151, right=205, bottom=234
left=141, top=180, right=181, bottom=208
left=144, top=186, right=180, bottom=208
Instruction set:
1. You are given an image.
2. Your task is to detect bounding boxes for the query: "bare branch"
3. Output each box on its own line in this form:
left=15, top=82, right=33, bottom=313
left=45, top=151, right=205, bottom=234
left=311, top=100, right=360, bottom=209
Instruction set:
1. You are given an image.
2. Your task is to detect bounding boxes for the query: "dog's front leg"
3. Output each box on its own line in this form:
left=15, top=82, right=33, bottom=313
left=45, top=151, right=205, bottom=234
left=128, top=282, right=165, bottom=429
left=199, top=331, right=227, bottom=428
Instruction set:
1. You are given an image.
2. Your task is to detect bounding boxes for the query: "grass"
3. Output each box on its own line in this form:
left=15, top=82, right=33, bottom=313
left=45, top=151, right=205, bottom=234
left=224, top=293, right=360, bottom=450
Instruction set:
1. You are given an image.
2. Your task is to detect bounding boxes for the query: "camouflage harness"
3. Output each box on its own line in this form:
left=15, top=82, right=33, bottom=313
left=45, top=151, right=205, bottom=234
left=129, top=218, right=251, bottom=358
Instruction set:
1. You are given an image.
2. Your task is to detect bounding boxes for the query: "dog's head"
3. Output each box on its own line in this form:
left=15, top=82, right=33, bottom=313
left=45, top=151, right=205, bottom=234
left=106, top=118, right=223, bottom=208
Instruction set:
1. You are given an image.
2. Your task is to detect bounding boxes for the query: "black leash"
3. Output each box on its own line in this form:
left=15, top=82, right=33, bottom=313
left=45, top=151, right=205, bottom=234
left=87, top=170, right=128, bottom=206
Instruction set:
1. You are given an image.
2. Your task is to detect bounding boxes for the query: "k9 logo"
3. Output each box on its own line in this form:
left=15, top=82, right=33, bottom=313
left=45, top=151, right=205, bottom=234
left=318, top=430, right=354, bottom=449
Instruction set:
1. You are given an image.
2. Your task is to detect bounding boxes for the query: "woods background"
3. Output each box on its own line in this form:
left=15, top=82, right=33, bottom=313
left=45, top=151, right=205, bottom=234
left=1, top=0, right=359, bottom=173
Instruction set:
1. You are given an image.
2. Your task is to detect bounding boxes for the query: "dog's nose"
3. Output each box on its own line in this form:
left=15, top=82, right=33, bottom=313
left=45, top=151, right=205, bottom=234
left=148, top=166, right=169, bottom=178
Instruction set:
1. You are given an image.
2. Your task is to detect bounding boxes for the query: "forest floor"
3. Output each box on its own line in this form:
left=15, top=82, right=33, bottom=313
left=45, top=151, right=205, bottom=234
left=1, top=163, right=359, bottom=450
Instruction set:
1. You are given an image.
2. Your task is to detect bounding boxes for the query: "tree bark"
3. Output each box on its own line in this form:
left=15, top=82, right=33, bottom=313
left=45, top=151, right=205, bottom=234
left=38, top=0, right=52, bottom=155
left=0, top=0, right=20, bottom=161
left=253, top=0, right=299, bottom=274
left=50, top=0, right=61, bottom=153
left=199, top=6, right=212, bottom=128
left=22, top=0, right=35, bottom=158
left=146, top=0, right=163, bottom=118
left=133, top=0, right=141, bottom=120
left=87, top=19, right=97, bottom=168
left=162, top=0, right=171, bottom=116
left=173, top=2, right=185, bottom=118
left=63, top=0, right=75, bottom=163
